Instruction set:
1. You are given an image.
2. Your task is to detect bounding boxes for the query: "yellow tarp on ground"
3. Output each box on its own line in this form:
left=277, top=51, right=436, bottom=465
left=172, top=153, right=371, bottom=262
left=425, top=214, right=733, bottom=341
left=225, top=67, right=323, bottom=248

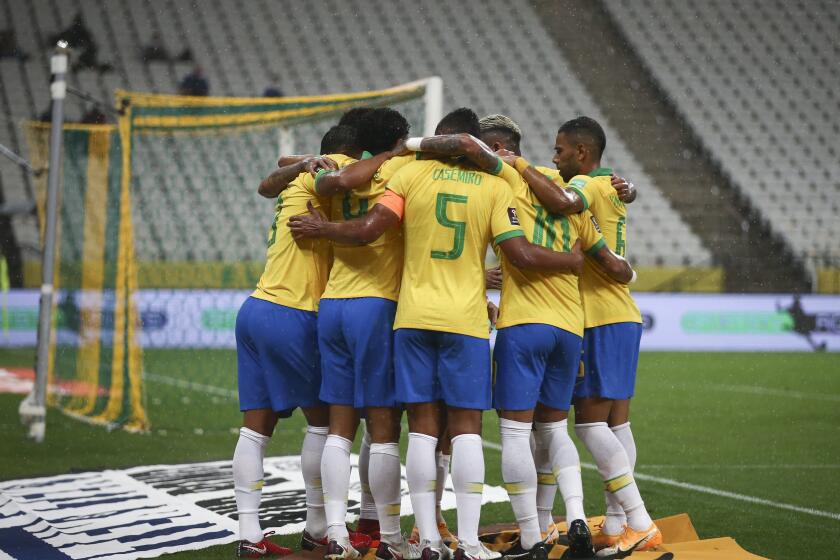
left=474, top=513, right=768, bottom=560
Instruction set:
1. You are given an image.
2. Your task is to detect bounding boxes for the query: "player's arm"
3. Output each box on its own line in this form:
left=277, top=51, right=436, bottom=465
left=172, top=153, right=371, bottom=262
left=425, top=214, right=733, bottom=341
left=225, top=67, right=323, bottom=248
left=314, top=144, right=403, bottom=196
left=258, top=156, right=338, bottom=198
left=288, top=200, right=399, bottom=245
left=499, top=237, right=583, bottom=274
left=406, top=133, right=502, bottom=174
left=611, top=173, right=636, bottom=203
left=497, top=151, right=585, bottom=215
left=588, top=243, right=635, bottom=284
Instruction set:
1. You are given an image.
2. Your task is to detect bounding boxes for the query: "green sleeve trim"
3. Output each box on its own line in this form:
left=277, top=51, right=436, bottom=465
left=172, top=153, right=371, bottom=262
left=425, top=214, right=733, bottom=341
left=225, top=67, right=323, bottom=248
left=492, top=156, right=503, bottom=175
left=314, top=169, right=333, bottom=193
left=361, top=150, right=373, bottom=160
left=569, top=186, right=589, bottom=211
left=588, top=167, right=613, bottom=177
left=494, top=229, right=525, bottom=245
left=585, top=237, right=606, bottom=255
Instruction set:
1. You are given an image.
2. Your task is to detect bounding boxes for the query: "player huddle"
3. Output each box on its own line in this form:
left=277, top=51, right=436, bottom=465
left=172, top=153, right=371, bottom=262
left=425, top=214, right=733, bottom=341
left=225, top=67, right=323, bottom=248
left=231, top=106, right=661, bottom=560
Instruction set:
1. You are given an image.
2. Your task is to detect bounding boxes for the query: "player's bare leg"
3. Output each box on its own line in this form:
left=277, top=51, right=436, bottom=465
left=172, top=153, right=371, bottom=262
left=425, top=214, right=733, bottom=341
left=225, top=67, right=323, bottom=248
left=234, top=408, right=293, bottom=556
left=574, top=397, right=659, bottom=555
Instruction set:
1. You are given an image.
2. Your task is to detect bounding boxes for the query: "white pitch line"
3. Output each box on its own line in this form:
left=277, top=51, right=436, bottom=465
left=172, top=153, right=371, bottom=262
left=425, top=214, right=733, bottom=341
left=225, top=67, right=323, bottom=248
left=143, top=372, right=238, bottom=399
left=707, top=383, right=840, bottom=402
left=481, top=440, right=840, bottom=522
left=639, top=464, right=840, bottom=470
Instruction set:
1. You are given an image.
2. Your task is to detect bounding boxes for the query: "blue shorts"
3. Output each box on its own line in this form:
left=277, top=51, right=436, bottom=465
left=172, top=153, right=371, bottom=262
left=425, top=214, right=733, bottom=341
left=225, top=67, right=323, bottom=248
left=317, top=297, right=397, bottom=408
left=235, top=297, right=322, bottom=416
left=394, top=328, right=491, bottom=410
left=574, top=322, right=643, bottom=400
left=494, top=324, right=582, bottom=412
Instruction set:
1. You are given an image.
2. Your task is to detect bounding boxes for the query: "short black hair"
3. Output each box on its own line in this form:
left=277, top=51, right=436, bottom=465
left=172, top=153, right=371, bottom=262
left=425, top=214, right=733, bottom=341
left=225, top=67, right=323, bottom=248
left=320, top=125, right=358, bottom=155
left=356, top=107, right=410, bottom=155
left=435, top=107, right=480, bottom=136
left=558, top=116, right=606, bottom=158
left=337, top=107, right=374, bottom=130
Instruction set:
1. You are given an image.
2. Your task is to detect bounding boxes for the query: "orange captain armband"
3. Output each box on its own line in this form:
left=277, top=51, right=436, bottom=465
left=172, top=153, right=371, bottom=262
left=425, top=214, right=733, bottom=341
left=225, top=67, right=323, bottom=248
left=377, top=189, right=405, bottom=220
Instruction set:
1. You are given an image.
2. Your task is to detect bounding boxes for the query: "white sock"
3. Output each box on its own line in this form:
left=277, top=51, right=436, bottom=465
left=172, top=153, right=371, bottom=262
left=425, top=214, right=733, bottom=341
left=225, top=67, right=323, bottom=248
left=370, top=442, right=402, bottom=545
left=407, top=432, right=440, bottom=545
left=533, top=426, right=558, bottom=533
left=575, top=422, right=652, bottom=532
left=359, top=429, right=378, bottom=521
left=233, top=427, right=270, bottom=543
left=302, top=425, right=329, bottom=539
left=322, top=434, right=352, bottom=541
left=500, top=419, right=540, bottom=549
left=602, top=422, right=635, bottom=534
left=451, top=433, right=485, bottom=547
left=535, top=420, right=585, bottom=524
left=435, top=451, right=450, bottom=525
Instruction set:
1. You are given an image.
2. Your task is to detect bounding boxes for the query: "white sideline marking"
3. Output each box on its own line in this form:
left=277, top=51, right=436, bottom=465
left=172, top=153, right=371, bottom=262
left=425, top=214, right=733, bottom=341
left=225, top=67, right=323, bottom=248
left=143, top=372, right=238, bottom=399
left=708, top=383, right=840, bottom=402
left=639, top=464, right=840, bottom=470
left=481, top=440, right=840, bottom=522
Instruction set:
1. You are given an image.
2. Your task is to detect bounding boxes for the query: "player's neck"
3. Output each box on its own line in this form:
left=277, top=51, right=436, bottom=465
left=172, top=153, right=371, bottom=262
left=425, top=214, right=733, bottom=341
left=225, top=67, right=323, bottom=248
left=578, top=160, right=600, bottom=176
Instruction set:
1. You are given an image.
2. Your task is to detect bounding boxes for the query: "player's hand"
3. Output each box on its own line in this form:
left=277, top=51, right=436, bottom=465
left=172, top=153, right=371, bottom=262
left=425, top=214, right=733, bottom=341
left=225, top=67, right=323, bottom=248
left=486, top=300, right=499, bottom=331
left=288, top=201, right=327, bottom=239
left=485, top=266, right=503, bottom=290
left=570, top=239, right=584, bottom=276
left=304, top=156, right=338, bottom=176
left=611, top=173, right=635, bottom=202
left=495, top=148, right=519, bottom=166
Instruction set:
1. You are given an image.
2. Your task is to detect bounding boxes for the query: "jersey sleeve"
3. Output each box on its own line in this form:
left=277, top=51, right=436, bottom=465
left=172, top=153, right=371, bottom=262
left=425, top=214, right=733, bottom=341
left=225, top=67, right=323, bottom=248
left=534, top=166, right=565, bottom=187
left=490, top=179, right=525, bottom=245
left=566, top=175, right=599, bottom=212
left=578, top=210, right=606, bottom=254
left=373, top=154, right=417, bottom=191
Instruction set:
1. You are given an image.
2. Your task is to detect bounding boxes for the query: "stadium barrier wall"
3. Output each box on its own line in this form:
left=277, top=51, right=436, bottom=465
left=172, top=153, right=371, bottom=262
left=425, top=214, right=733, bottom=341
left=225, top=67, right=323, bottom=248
left=1, top=290, right=838, bottom=352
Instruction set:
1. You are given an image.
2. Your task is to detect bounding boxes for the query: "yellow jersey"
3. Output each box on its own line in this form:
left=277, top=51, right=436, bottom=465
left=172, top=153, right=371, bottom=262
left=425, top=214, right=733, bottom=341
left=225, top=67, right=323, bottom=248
left=384, top=159, right=524, bottom=338
left=566, top=167, right=641, bottom=327
left=319, top=154, right=416, bottom=301
left=251, top=154, right=355, bottom=311
left=495, top=164, right=605, bottom=336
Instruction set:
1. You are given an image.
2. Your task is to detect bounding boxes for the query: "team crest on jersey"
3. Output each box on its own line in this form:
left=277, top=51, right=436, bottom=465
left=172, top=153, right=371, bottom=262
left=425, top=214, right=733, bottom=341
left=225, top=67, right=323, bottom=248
left=507, top=207, right=520, bottom=225
left=570, top=178, right=587, bottom=188
left=590, top=215, right=602, bottom=233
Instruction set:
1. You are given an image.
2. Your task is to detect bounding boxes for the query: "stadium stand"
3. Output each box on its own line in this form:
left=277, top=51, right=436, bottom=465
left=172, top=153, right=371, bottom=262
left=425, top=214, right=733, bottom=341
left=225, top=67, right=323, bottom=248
left=2, top=0, right=735, bottom=289
left=603, top=0, right=839, bottom=287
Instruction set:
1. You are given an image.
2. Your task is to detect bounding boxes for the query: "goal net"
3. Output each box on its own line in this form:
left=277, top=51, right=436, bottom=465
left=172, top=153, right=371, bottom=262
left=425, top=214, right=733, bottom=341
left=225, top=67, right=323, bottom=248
left=25, top=78, right=441, bottom=431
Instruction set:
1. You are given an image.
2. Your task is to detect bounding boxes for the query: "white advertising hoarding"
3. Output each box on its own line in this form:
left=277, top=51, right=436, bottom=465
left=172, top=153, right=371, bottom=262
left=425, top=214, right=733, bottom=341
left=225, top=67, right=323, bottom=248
left=0, top=290, right=838, bottom=352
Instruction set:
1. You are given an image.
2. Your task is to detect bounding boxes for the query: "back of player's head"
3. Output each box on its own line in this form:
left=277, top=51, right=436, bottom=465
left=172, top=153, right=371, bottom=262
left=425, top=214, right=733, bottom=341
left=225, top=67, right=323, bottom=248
left=479, top=114, right=522, bottom=153
left=557, top=116, right=606, bottom=158
left=357, top=107, right=410, bottom=155
left=435, top=107, right=480, bottom=136
left=320, top=125, right=358, bottom=156
left=337, top=107, right=374, bottom=130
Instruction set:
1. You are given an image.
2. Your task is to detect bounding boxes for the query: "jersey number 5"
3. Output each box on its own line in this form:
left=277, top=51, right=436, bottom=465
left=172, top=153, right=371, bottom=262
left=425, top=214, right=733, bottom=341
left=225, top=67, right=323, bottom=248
left=431, top=193, right=468, bottom=260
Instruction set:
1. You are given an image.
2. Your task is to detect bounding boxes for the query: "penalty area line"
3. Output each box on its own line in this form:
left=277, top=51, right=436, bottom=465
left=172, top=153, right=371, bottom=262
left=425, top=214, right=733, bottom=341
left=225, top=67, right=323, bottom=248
left=481, top=440, right=840, bottom=522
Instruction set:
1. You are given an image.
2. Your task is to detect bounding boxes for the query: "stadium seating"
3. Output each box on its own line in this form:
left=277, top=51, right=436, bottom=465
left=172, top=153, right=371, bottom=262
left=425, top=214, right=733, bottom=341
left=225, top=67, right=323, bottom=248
left=0, top=0, right=712, bottom=276
left=605, top=0, right=840, bottom=260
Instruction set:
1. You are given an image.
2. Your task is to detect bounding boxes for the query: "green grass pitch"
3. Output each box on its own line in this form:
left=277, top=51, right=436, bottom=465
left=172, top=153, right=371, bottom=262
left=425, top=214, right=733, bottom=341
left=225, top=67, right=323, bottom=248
left=1, top=349, right=838, bottom=559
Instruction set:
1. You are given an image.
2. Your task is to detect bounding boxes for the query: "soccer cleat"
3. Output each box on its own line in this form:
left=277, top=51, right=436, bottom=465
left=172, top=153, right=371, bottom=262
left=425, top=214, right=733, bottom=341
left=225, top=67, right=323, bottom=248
left=590, top=522, right=621, bottom=552
left=325, top=538, right=362, bottom=560
left=420, top=541, right=453, bottom=560
left=356, top=517, right=382, bottom=544
left=376, top=538, right=423, bottom=560
left=411, top=522, right=458, bottom=546
left=301, top=529, right=373, bottom=552
left=236, top=531, right=293, bottom=558
left=454, top=541, right=502, bottom=560
left=595, top=523, right=662, bottom=557
left=565, top=519, right=595, bottom=559
left=500, top=539, right=550, bottom=560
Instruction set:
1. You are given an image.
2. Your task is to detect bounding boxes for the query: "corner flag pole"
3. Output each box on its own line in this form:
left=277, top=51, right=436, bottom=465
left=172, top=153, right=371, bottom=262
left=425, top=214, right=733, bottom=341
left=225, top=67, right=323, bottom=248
left=23, top=42, right=69, bottom=442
